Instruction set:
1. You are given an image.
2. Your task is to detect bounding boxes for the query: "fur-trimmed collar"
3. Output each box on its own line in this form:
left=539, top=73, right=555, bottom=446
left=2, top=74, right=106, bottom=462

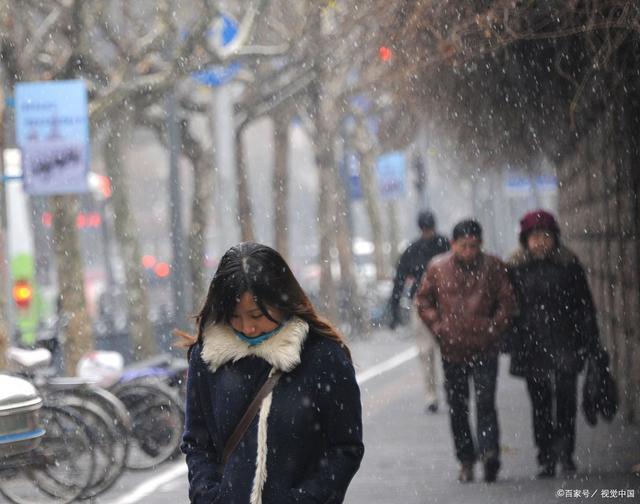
left=508, top=244, right=578, bottom=268
left=201, top=316, right=309, bottom=373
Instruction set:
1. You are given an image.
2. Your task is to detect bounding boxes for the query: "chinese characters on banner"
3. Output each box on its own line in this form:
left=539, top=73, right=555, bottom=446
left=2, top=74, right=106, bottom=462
left=15, top=80, right=89, bottom=196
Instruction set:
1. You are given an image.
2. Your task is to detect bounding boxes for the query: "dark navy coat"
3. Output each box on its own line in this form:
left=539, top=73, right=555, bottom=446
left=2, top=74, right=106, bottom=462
left=181, top=318, right=364, bottom=504
left=506, top=246, right=599, bottom=377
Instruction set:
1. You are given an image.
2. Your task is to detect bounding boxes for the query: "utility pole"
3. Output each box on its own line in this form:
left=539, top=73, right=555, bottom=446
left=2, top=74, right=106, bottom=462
left=0, top=90, right=10, bottom=368
left=214, top=84, right=239, bottom=249
left=0, top=86, right=18, bottom=352
left=167, top=90, right=187, bottom=329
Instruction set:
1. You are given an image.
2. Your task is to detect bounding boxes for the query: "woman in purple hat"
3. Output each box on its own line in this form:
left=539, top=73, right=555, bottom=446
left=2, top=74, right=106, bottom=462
left=506, top=210, right=599, bottom=479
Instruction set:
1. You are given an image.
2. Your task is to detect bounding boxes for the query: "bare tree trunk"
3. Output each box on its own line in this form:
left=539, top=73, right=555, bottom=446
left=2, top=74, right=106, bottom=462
left=386, top=201, right=400, bottom=267
left=317, top=149, right=339, bottom=323
left=181, top=121, right=214, bottom=311
left=104, top=117, right=155, bottom=360
left=353, top=118, right=386, bottom=280
left=272, top=110, right=290, bottom=259
left=308, top=8, right=368, bottom=333
left=331, top=146, right=368, bottom=335
left=360, top=152, right=386, bottom=280
left=311, top=86, right=366, bottom=331
left=235, top=126, right=255, bottom=242
left=50, top=196, right=93, bottom=375
left=307, top=74, right=339, bottom=322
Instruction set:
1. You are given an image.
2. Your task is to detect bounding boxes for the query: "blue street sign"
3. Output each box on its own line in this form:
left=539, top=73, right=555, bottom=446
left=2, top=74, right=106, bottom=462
left=193, top=14, right=241, bottom=87
left=505, top=174, right=558, bottom=196
left=376, top=151, right=406, bottom=201
left=339, top=150, right=363, bottom=200
left=15, top=80, right=89, bottom=195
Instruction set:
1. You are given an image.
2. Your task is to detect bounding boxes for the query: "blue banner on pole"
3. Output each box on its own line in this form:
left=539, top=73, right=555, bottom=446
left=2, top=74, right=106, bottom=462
left=504, top=174, right=558, bottom=196
left=15, top=80, right=90, bottom=196
left=376, top=151, right=406, bottom=201
left=341, top=150, right=362, bottom=200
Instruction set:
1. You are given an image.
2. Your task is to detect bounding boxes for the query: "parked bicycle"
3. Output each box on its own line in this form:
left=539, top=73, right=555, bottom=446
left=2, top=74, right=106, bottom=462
left=5, top=347, right=130, bottom=499
left=0, top=374, right=96, bottom=504
left=77, top=350, right=186, bottom=470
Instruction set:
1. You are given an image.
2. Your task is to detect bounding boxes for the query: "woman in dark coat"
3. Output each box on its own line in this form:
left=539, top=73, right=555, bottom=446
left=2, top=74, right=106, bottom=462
left=507, top=210, right=599, bottom=478
left=181, top=242, right=364, bottom=504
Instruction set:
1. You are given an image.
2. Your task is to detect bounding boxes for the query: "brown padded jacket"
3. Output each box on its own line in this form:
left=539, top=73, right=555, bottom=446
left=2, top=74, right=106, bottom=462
left=415, top=251, right=518, bottom=363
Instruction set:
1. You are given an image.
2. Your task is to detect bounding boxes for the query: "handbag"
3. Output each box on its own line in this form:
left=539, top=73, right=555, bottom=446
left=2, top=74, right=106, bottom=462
left=582, top=347, right=618, bottom=426
left=221, top=369, right=282, bottom=467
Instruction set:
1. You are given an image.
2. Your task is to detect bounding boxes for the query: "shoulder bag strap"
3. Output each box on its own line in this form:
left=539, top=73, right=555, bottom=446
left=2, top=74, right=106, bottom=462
left=221, top=368, right=282, bottom=467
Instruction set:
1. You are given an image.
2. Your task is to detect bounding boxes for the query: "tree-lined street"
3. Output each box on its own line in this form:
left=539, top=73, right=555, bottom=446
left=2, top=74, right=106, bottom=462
left=1, top=2, right=639, bottom=502
left=96, top=328, right=640, bottom=504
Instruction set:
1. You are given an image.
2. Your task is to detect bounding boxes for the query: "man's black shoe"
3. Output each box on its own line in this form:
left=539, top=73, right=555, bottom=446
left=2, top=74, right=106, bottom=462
left=484, top=458, right=500, bottom=483
left=458, top=462, right=474, bottom=483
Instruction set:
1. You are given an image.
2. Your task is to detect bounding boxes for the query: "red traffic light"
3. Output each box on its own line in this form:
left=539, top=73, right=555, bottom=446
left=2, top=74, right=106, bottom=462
left=12, top=280, right=33, bottom=309
left=154, top=262, right=171, bottom=278
left=142, top=255, right=157, bottom=269
left=378, top=46, right=393, bottom=62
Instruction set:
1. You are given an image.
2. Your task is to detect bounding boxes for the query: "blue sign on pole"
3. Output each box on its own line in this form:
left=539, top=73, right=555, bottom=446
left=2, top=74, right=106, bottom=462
left=15, top=80, right=89, bottom=196
left=504, top=174, right=558, bottom=196
left=376, top=151, right=406, bottom=201
left=192, top=14, right=241, bottom=87
left=340, top=150, right=362, bottom=200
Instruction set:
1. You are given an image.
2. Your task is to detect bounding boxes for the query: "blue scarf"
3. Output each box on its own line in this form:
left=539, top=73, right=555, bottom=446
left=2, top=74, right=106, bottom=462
left=234, top=322, right=285, bottom=347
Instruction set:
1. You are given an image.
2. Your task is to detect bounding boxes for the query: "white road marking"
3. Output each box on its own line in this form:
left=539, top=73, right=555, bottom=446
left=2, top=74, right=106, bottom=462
left=106, top=345, right=418, bottom=504
left=107, top=463, right=188, bottom=504
left=356, top=345, right=418, bottom=385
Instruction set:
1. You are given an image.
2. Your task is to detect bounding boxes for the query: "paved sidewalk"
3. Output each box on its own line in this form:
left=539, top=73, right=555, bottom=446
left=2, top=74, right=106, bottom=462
left=346, top=328, right=640, bottom=504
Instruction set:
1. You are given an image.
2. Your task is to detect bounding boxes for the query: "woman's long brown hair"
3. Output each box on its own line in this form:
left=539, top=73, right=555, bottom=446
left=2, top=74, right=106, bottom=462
left=189, top=242, right=351, bottom=361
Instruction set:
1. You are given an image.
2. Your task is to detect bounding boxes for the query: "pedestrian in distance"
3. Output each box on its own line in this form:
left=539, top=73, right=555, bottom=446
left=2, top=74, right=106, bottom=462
left=388, top=210, right=450, bottom=413
left=506, top=210, right=600, bottom=479
left=415, top=219, right=518, bottom=484
left=181, top=242, right=364, bottom=504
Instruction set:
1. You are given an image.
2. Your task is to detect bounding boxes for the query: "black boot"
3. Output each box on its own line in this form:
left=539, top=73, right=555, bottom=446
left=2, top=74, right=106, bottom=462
left=560, top=457, right=577, bottom=476
left=536, top=462, right=556, bottom=479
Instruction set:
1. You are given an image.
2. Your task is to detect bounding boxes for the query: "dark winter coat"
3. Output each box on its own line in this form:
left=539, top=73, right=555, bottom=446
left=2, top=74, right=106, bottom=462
left=181, top=317, right=364, bottom=504
left=389, top=235, right=450, bottom=324
left=506, top=246, right=600, bottom=377
left=415, top=251, right=518, bottom=363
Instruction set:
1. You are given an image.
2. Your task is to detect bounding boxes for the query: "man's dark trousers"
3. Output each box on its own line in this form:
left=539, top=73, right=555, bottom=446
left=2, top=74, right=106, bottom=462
left=442, top=354, right=500, bottom=464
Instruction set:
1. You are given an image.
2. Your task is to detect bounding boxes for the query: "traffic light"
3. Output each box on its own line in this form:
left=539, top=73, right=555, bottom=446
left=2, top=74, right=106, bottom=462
left=154, top=262, right=171, bottom=278
left=378, top=46, right=393, bottom=62
left=12, top=279, right=33, bottom=309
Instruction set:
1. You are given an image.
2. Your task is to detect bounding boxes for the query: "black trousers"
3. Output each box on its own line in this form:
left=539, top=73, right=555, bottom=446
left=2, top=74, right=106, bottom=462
left=442, top=354, right=500, bottom=464
left=525, top=370, right=578, bottom=465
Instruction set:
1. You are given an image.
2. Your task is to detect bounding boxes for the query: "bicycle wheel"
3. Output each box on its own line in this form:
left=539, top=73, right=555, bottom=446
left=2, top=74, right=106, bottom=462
left=45, top=379, right=131, bottom=497
left=117, top=375, right=186, bottom=460
left=49, top=380, right=133, bottom=438
left=113, top=380, right=184, bottom=470
left=81, top=384, right=133, bottom=436
left=0, top=405, right=95, bottom=504
left=56, top=392, right=126, bottom=498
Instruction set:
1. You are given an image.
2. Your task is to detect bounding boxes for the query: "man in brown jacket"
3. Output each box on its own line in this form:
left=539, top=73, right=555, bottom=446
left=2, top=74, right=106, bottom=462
left=416, top=219, right=517, bottom=484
